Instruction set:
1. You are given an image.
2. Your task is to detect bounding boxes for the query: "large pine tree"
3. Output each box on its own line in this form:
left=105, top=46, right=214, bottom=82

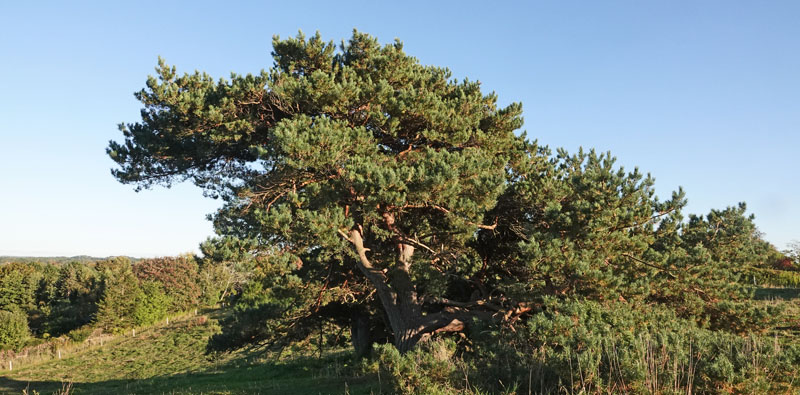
left=109, top=31, right=526, bottom=352
left=109, top=31, right=777, bottom=355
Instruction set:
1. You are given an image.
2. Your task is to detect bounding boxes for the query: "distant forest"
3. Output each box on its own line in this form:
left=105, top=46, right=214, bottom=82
left=0, top=256, right=139, bottom=264
left=0, top=251, right=241, bottom=353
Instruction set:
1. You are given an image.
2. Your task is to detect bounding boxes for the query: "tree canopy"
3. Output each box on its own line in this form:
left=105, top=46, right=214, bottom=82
left=109, top=31, right=781, bottom=356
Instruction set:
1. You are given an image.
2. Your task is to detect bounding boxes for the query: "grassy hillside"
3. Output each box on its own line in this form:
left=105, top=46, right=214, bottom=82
left=0, top=311, right=378, bottom=395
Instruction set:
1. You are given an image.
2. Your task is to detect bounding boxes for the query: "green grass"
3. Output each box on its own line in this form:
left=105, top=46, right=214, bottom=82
left=754, top=286, right=800, bottom=300
left=753, top=287, right=800, bottom=340
left=0, top=312, right=380, bottom=395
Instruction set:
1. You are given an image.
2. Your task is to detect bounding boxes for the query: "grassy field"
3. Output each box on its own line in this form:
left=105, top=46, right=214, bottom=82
left=0, top=312, right=380, bottom=395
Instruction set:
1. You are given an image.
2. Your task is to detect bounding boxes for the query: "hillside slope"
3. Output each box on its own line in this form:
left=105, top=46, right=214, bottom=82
left=0, top=312, right=376, bottom=395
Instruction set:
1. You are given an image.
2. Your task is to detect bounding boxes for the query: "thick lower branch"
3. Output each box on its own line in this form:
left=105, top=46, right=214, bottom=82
left=346, top=228, right=396, bottom=309
left=416, top=309, right=496, bottom=336
left=339, top=227, right=530, bottom=352
left=344, top=227, right=420, bottom=351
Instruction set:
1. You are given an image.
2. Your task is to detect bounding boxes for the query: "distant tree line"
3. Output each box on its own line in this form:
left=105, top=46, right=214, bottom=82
left=0, top=253, right=238, bottom=350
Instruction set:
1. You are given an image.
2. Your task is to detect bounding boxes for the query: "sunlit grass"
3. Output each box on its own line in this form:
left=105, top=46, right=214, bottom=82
left=0, top=311, right=378, bottom=395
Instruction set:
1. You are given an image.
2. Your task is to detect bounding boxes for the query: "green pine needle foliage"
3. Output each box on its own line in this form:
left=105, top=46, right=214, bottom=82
left=103, top=30, right=800, bottom=392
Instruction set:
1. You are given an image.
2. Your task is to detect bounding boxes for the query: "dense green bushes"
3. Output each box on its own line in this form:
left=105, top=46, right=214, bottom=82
left=367, top=299, right=800, bottom=394
left=464, top=299, right=799, bottom=394
left=0, top=262, right=40, bottom=311
left=207, top=249, right=317, bottom=352
left=133, top=255, right=202, bottom=310
left=94, top=258, right=141, bottom=332
left=0, top=309, right=30, bottom=350
left=0, top=254, right=232, bottom=348
left=374, top=339, right=463, bottom=395
left=132, top=282, right=171, bottom=326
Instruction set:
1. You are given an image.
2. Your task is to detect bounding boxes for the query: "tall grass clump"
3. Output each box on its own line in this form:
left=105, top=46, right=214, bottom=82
left=373, top=339, right=467, bottom=395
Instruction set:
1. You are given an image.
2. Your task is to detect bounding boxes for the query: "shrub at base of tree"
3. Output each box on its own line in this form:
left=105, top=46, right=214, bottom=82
left=364, top=299, right=800, bottom=394
left=466, top=299, right=800, bottom=394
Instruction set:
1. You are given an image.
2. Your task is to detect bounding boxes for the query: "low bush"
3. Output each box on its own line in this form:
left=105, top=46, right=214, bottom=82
left=467, top=298, right=800, bottom=394
left=375, top=339, right=463, bottom=395
left=360, top=298, right=800, bottom=394
left=66, top=326, right=92, bottom=343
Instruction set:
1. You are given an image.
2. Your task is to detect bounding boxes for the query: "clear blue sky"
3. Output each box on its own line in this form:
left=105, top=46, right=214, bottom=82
left=1, top=1, right=798, bottom=257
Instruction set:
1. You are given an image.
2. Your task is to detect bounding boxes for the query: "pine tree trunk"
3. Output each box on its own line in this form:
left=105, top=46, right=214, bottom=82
left=350, top=309, right=372, bottom=359
left=348, top=227, right=465, bottom=354
left=394, top=325, right=424, bottom=354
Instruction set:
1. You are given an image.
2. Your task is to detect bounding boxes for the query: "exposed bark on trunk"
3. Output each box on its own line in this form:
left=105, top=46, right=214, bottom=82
left=348, top=227, right=484, bottom=353
left=350, top=309, right=372, bottom=359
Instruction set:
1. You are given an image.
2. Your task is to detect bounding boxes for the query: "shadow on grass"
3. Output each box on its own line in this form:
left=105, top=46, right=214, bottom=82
left=754, top=287, right=800, bottom=300
left=0, top=355, right=380, bottom=395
